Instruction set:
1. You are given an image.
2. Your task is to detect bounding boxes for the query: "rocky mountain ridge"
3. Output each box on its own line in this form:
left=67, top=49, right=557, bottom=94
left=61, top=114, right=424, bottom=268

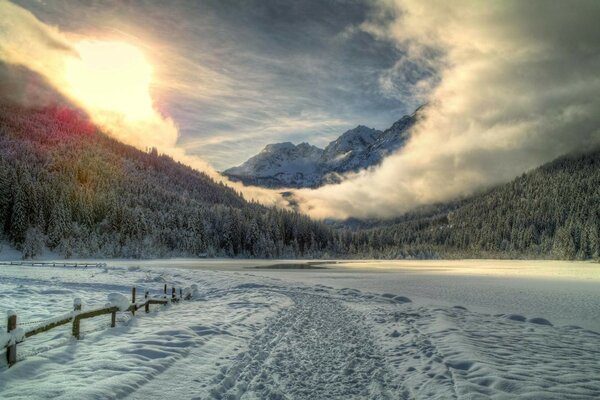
left=224, top=108, right=422, bottom=188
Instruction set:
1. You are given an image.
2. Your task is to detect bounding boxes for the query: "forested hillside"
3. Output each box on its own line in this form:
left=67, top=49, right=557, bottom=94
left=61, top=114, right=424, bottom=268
left=355, top=150, right=600, bottom=260
left=0, top=101, right=339, bottom=259
left=1, top=93, right=598, bottom=261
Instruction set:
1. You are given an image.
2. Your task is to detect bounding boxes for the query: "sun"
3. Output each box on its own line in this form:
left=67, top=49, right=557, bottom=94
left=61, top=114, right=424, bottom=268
left=64, top=40, right=154, bottom=121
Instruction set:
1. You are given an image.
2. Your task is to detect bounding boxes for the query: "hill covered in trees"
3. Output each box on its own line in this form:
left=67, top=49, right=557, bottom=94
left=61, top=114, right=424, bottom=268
left=353, top=149, right=600, bottom=260
left=0, top=100, right=343, bottom=259
left=0, top=66, right=598, bottom=261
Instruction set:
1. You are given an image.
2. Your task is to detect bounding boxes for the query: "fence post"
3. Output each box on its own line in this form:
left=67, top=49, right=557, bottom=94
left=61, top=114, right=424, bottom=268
left=6, top=311, right=17, bottom=367
left=72, top=316, right=80, bottom=340
left=72, top=297, right=84, bottom=339
left=164, top=284, right=167, bottom=295
left=172, top=287, right=176, bottom=301
left=111, top=311, right=116, bottom=328
left=144, top=289, right=150, bottom=313
left=74, top=298, right=82, bottom=313
left=131, top=287, right=136, bottom=316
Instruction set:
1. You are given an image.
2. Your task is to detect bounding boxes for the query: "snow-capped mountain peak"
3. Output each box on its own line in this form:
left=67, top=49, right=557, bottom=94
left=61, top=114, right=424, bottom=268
left=224, top=108, right=422, bottom=188
left=322, top=125, right=381, bottom=164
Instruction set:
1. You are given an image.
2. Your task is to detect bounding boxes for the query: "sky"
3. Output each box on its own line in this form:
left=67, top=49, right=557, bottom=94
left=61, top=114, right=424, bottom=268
left=6, top=0, right=427, bottom=170
left=295, top=0, right=600, bottom=218
left=1, top=0, right=599, bottom=220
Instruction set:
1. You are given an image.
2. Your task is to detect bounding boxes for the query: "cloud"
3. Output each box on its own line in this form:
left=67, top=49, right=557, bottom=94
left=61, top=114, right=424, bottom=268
left=10, top=0, right=419, bottom=170
left=294, top=0, right=600, bottom=219
left=0, top=0, right=285, bottom=207
left=0, top=0, right=74, bottom=105
left=5, top=0, right=599, bottom=221
left=0, top=0, right=178, bottom=149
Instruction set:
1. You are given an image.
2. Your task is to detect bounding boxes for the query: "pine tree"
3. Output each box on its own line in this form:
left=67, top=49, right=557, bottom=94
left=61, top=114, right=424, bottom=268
left=22, top=227, right=45, bottom=259
left=10, top=185, right=28, bottom=245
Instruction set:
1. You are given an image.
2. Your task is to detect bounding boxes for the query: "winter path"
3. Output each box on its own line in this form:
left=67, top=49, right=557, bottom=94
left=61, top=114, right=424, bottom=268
left=207, top=291, right=397, bottom=399
left=0, top=261, right=599, bottom=399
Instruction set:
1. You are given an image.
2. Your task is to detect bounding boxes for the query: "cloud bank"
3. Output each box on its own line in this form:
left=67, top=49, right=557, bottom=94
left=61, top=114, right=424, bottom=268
left=294, top=0, right=600, bottom=219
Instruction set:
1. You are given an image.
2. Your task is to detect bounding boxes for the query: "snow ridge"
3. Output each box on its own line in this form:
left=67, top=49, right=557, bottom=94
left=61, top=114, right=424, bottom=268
left=223, top=108, right=421, bottom=188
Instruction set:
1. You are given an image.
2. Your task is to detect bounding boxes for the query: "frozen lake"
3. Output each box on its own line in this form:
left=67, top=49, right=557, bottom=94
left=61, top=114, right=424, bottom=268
left=89, top=258, right=600, bottom=332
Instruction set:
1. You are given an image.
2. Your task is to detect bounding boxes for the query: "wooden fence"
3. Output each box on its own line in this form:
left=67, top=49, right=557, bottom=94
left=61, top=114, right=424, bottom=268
left=2, top=283, right=197, bottom=367
left=0, top=261, right=107, bottom=268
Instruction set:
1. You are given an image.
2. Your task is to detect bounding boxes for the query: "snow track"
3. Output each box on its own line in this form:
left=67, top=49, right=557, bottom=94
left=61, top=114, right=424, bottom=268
left=365, top=304, right=600, bottom=399
left=208, top=291, right=396, bottom=399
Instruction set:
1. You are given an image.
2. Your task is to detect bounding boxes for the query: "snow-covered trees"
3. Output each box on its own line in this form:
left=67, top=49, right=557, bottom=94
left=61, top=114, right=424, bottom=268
left=21, top=227, right=45, bottom=259
left=1, top=100, right=599, bottom=261
left=361, top=150, right=600, bottom=260
left=0, top=102, right=344, bottom=259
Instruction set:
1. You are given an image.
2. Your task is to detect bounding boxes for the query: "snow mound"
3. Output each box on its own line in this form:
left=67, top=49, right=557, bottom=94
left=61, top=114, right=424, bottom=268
left=0, top=331, right=9, bottom=348
left=107, top=293, right=130, bottom=311
left=528, top=317, right=553, bottom=326
left=393, top=295, right=412, bottom=303
left=506, top=314, right=527, bottom=322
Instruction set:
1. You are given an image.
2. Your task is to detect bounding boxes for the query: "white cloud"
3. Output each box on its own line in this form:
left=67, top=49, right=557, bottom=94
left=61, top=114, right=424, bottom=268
left=294, top=0, right=600, bottom=219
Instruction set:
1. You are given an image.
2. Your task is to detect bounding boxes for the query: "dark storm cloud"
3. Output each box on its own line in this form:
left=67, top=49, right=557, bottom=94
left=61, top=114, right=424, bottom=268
left=13, top=0, right=429, bottom=169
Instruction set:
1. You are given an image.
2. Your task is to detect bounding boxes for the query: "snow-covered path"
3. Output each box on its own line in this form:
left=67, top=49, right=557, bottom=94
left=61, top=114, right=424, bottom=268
left=1, top=263, right=599, bottom=399
left=209, top=291, right=396, bottom=399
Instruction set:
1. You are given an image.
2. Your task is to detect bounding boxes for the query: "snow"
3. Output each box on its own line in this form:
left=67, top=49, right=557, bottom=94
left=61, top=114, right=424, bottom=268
left=0, top=332, right=9, bottom=348
left=0, top=240, right=59, bottom=262
left=0, top=241, right=23, bottom=262
left=223, top=109, right=420, bottom=188
left=224, top=141, right=324, bottom=186
left=1, top=260, right=599, bottom=399
left=107, top=293, right=130, bottom=312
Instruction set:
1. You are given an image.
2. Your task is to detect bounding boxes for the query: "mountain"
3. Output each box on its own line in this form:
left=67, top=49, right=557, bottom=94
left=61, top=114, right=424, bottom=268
left=2, top=65, right=597, bottom=262
left=224, top=142, right=324, bottom=188
left=351, top=148, right=600, bottom=260
left=2, top=95, right=598, bottom=261
left=0, top=63, right=354, bottom=260
left=320, top=125, right=381, bottom=173
left=224, top=109, right=420, bottom=188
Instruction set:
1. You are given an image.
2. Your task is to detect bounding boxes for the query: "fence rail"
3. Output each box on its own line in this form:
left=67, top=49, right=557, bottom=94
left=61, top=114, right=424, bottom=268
left=0, top=261, right=107, bottom=268
left=3, top=283, right=198, bottom=367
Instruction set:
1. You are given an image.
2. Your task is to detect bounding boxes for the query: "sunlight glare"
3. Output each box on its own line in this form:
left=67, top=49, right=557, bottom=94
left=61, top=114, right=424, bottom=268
left=64, top=41, right=154, bottom=120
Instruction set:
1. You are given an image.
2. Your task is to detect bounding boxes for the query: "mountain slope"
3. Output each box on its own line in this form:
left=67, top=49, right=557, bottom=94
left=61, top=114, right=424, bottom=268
left=320, top=125, right=381, bottom=173
left=224, top=142, right=324, bottom=188
left=354, top=149, right=600, bottom=260
left=2, top=99, right=597, bottom=261
left=224, top=109, right=420, bottom=188
left=2, top=64, right=597, bottom=261
left=0, top=98, right=344, bottom=259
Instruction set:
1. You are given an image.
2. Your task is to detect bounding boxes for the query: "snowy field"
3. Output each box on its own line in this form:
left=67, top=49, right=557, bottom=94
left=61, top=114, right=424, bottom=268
left=0, top=260, right=599, bottom=399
